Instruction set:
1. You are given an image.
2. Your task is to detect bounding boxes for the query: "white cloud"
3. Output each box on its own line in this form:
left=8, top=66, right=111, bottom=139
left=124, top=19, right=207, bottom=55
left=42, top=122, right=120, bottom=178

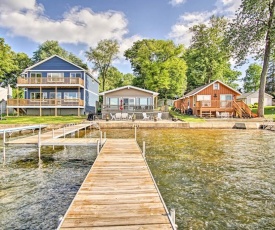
left=169, top=0, right=241, bottom=46
left=169, top=0, right=187, bottom=6
left=0, top=0, right=37, bottom=11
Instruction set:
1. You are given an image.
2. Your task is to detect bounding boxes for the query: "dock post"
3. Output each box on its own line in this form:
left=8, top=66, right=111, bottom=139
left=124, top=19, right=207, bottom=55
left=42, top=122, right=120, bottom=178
left=85, top=127, right=86, bottom=136
left=63, top=127, right=65, bottom=138
left=3, top=130, right=6, bottom=164
left=97, top=140, right=100, bottom=155
left=170, top=208, right=177, bottom=229
left=52, top=129, right=55, bottom=150
left=143, top=141, right=145, bottom=157
left=100, top=131, right=102, bottom=147
left=104, top=132, right=106, bottom=140
left=135, top=125, right=137, bottom=140
left=38, top=129, right=41, bottom=163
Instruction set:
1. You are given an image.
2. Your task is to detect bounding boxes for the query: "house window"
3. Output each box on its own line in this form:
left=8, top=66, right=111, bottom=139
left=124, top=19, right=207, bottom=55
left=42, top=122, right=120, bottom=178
left=213, top=83, right=220, bottom=90
left=30, top=72, right=42, bottom=83
left=64, top=92, right=78, bottom=101
left=220, top=94, right=233, bottom=108
left=108, top=98, right=119, bottom=105
left=30, top=92, right=47, bottom=101
left=70, top=73, right=81, bottom=78
left=49, top=92, right=62, bottom=99
left=47, top=73, right=64, bottom=82
left=197, top=95, right=211, bottom=107
left=30, top=72, right=42, bottom=78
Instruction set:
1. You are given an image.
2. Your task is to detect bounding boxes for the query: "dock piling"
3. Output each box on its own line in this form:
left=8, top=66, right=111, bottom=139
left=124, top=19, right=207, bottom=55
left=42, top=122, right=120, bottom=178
left=170, top=208, right=177, bottom=229
left=97, top=140, right=100, bottom=155
left=100, top=131, right=102, bottom=147
left=3, top=130, right=6, bottom=164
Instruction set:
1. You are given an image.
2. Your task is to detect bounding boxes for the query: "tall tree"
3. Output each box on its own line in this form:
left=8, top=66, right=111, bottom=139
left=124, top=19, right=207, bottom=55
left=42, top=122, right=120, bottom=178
left=243, top=63, right=262, bottom=92
left=228, top=0, right=275, bottom=117
left=33, top=40, right=88, bottom=69
left=85, top=40, right=119, bottom=91
left=125, top=39, right=187, bottom=98
left=186, top=16, right=241, bottom=91
left=266, top=59, right=275, bottom=96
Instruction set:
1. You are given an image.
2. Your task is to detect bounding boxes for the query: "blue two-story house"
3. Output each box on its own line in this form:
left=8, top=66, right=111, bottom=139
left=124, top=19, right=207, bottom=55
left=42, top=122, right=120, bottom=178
left=7, top=55, right=99, bottom=116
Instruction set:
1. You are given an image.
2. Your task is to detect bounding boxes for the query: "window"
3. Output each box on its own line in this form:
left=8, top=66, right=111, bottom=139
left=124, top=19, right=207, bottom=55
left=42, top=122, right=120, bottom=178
left=108, top=98, right=119, bottom=105
left=213, top=83, right=220, bottom=90
left=138, top=98, right=151, bottom=105
left=220, top=94, right=233, bottom=108
left=70, top=73, right=81, bottom=78
left=47, top=73, right=64, bottom=82
left=30, top=92, right=47, bottom=101
left=64, top=92, right=78, bottom=101
left=30, top=72, right=42, bottom=83
left=30, top=72, right=42, bottom=78
left=49, top=92, right=61, bottom=99
left=197, top=95, right=211, bottom=107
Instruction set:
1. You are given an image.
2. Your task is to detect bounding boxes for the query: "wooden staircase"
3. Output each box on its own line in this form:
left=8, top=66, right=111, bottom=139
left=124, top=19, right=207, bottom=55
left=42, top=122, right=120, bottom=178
left=233, top=101, right=258, bottom=118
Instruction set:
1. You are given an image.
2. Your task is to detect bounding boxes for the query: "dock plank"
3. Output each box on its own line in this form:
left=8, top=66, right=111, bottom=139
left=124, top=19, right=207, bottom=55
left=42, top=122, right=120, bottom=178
left=58, top=139, right=173, bottom=229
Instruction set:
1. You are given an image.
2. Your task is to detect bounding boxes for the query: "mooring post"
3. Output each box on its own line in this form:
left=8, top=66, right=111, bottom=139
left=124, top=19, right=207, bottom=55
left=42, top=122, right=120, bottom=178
left=170, top=208, right=176, bottom=229
left=38, top=129, right=41, bottom=163
left=135, top=125, right=137, bottom=140
left=100, top=131, right=103, bottom=147
left=143, top=141, right=145, bottom=157
left=63, top=126, right=65, bottom=139
left=97, top=140, right=100, bottom=155
left=3, top=130, right=6, bottom=163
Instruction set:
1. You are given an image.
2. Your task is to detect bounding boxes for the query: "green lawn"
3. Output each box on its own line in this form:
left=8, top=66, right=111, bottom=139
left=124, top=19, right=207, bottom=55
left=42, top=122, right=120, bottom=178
left=251, top=106, right=275, bottom=120
left=0, top=116, right=87, bottom=125
left=169, top=110, right=205, bottom=122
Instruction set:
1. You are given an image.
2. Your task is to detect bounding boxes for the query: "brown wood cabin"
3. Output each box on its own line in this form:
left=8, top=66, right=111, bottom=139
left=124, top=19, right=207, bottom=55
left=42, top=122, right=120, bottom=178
left=174, top=80, right=257, bottom=118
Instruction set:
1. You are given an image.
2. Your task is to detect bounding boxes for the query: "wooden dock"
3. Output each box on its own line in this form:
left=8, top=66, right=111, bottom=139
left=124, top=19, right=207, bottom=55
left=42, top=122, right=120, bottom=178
left=4, top=123, right=96, bottom=145
left=58, top=139, right=174, bottom=229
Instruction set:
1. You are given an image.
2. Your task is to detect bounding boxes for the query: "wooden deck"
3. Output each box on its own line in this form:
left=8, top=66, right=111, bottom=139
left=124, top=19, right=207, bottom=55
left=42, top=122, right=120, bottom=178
left=58, top=139, right=174, bottom=229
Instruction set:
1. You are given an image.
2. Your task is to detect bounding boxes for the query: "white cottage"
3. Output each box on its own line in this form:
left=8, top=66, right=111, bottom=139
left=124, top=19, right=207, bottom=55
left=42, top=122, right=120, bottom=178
left=237, top=90, right=273, bottom=106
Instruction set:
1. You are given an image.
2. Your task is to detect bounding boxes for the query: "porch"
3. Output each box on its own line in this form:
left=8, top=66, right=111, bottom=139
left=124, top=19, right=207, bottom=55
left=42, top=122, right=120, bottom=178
left=17, top=77, right=84, bottom=86
left=7, top=99, right=84, bottom=107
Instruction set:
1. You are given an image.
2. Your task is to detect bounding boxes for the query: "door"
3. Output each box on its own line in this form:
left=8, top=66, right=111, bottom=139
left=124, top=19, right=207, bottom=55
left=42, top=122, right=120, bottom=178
left=220, top=94, right=232, bottom=108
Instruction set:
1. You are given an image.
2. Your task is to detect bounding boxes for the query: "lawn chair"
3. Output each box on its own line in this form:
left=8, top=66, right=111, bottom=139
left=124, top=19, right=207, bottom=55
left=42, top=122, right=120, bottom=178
left=110, top=113, right=116, bottom=120
left=121, top=113, right=128, bottom=120
left=142, top=112, right=150, bottom=120
left=157, top=112, right=162, bottom=120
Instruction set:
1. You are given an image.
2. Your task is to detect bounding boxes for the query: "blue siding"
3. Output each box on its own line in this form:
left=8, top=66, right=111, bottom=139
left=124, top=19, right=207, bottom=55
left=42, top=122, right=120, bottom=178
left=31, top=56, right=82, bottom=71
left=27, top=71, right=84, bottom=78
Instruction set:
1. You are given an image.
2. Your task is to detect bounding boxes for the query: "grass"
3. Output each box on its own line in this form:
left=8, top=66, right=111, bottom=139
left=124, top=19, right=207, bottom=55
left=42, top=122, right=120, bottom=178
left=251, top=106, right=275, bottom=120
left=169, top=110, right=205, bottom=122
left=0, top=116, right=87, bottom=125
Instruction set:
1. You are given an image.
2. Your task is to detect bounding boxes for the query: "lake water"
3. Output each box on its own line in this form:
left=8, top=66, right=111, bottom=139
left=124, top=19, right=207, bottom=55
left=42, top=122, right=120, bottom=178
left=1, top=129, right=275, bottom=229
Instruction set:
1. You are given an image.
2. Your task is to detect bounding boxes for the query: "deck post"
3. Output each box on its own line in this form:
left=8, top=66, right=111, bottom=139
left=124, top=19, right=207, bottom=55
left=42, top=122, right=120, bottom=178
left=143, top=141, right=145, bottom=157
left=38, top=129, right=41, bottom=163
left=3, top=130, right=6, bottom=163
left=170, top=208, right=176, bottom=229
left=97, top=140, right=100, bottom=155
left=100, top=131, right=103, bottom=147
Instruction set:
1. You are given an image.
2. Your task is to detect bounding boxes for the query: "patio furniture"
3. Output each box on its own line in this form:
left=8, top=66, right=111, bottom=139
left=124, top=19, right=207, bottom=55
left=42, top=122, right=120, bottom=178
left=157, top=112, right=162, bottom=120
left=121, top=113, right=128, bottom=120
left=110, top=113, right=116, bottom=120
left=142, top=112, right=150, bottom=120
left=115, top=113, right=122, bottom=120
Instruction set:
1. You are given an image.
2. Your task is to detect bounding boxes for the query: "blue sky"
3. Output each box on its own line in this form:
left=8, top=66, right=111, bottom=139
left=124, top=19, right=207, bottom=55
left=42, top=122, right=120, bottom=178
left=0, top=0, right=243, bottom=76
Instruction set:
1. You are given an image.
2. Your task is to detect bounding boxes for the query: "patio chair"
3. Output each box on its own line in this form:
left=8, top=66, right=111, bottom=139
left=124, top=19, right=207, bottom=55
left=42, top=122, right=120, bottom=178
left=157, top=112, right=162, bottom=120
left=110, top=113, right=116, bottom=120
left=216, top=111, right=222, bottom=118
left=142, top=112, right=150, bottom=120
left=121, top=113, right=128, bottom=120
left=115, top=113, right=121, bottom=120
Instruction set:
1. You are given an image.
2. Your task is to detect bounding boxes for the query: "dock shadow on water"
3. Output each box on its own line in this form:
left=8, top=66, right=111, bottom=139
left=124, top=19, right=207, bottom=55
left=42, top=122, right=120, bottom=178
left=104, top=128, right=275, bottom=230
left=1, top=128, right=275, bottom=229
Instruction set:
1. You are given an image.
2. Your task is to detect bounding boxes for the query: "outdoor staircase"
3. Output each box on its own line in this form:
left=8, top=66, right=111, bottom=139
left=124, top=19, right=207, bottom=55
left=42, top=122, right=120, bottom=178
left=15, top=108, right=27, bottom=115
left=233, top=101, right=257, bottom=118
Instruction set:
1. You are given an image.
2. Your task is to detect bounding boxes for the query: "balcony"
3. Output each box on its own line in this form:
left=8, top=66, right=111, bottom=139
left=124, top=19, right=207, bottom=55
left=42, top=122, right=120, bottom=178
left=17, top=77, right=84, bottom=87
left=7, top=99, right=84, bottom=107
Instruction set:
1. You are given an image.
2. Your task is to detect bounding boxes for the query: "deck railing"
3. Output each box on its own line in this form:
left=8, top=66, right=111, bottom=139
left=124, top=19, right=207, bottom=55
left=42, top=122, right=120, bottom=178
left=102, top=105, right=154, bottom=112
left=17, top=77, right=84, bottom=86
left=7, top=99, right=84, bottom=107
left=196, top=100, right=233, bottom=108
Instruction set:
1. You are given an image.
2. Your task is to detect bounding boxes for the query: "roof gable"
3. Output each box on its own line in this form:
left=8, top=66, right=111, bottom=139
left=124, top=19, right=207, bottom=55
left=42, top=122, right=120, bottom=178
left=179, top=80, right=241, bottom=99
left=99, top=85, right=159, bottom=96
left=26, top=55, right=84, bottom=71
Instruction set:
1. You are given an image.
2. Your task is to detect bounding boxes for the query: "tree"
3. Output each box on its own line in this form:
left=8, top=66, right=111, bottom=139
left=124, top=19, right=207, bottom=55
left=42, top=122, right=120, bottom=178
left=32, top=40, right=88, bottom=69
left=266, top=59, right=275, bottom=96
left=85, top=40, right=119, bottom=91
left=125, top=39, right=187, bottom=98
left=185, top=16, right=241, bottom=91
left=243, top=63, right=262, bottom=92
left=228, top=0, right=275, bottom=117
left=0, top=38, right=32, bottom=87
left=0, top=38, right=18, bottom=82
